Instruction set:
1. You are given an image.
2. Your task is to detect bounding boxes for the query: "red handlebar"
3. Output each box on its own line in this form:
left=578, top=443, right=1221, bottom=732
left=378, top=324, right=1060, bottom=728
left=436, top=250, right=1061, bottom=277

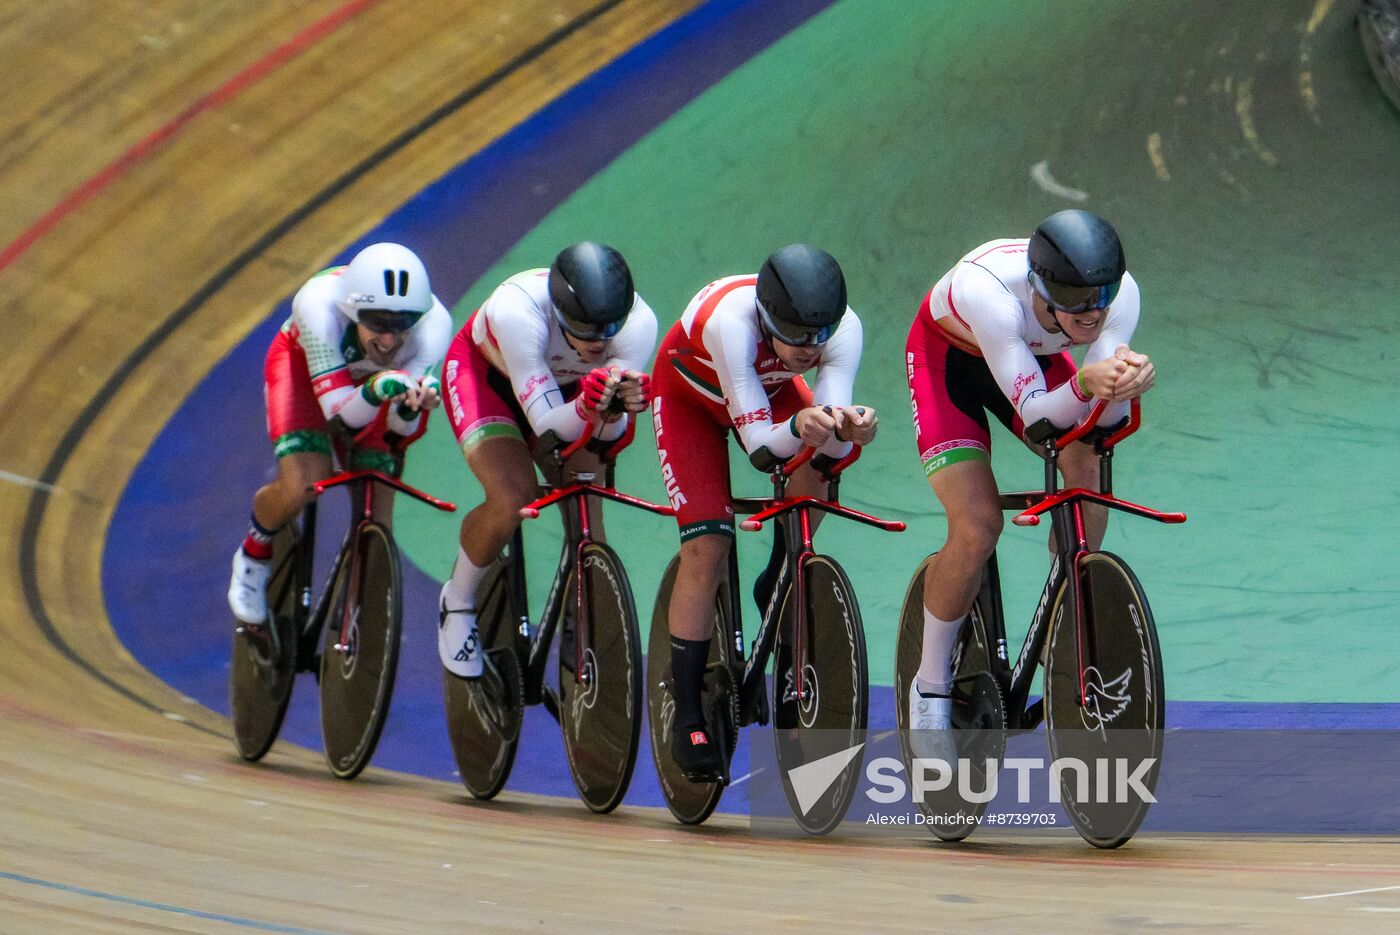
left=781, top=441, right=864, bottom=478
left=782, top=446, right=816, bottom=476
left=1055, top=397, right=1141, bottom=450
left=560, top=413, right=637, bottom=461
left=311, top=470, right=456, bottom=512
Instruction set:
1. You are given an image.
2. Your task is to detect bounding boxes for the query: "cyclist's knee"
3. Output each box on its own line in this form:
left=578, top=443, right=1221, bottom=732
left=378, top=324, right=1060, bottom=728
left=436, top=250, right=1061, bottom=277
left=481, top=476, right=538, bottom=526
left=678, top=534, right=732, bottom=585
left=944, top=509, right=1003, bottom=560
left=277, top=453, right=331, bottom=506
left=1058, top=444, right=1099, bottom=489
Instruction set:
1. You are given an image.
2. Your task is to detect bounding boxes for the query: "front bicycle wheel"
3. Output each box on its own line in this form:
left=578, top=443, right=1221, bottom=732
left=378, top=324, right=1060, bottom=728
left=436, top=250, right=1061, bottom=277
left=894, top=555, right=1006, bottom=842
left=557, top=543, right=643, bottom=814
left=1045, top=551, right=1165, bottom=848
left=771, top=555, right=868, bottom=835
left=230, top=524, right=301, bottom=761
left=444, top=555, right=525, bottom=800
left=319, top=522, right=402, bottom=780
left=646, top=554, right=737, bottom=826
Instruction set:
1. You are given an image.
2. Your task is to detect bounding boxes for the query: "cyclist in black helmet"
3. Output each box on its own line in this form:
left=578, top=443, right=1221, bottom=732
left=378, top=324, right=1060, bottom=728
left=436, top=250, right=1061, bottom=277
left=650, top=244, right=879, bottom=781
left=437, top=242, right=658, bottom=679
left=903, top=210, right=1155, bottom=763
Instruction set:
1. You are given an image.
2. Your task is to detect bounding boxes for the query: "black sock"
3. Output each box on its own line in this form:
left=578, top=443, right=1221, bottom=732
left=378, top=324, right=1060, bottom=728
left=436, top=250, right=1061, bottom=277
left=669, top=635, right=711, bottom=728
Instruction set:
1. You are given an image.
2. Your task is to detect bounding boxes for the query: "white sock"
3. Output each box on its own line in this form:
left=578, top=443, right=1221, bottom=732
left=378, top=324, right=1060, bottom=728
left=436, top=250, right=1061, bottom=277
left=916, top=606, right=962, bottom=695
left=444, top=547, right=489, bottom=609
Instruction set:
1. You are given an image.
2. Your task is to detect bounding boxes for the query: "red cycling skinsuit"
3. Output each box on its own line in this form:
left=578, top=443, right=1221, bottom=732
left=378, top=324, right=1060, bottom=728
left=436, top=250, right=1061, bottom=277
left=263, top=265, right=454, bottom=471
left=652, top=274, right=862, bottom=541
left=906, top=238, right=1140, bottom=476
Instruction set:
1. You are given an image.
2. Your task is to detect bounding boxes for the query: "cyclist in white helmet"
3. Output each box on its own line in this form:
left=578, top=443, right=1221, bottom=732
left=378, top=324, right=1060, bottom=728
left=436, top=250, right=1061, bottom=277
left=227, top=242, right=453, bottom=630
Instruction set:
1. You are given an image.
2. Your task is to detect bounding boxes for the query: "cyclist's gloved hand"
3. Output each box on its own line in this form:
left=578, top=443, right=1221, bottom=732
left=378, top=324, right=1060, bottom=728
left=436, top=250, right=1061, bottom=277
left=393, top=375, right=442, bottom=421
left=575, top=366, right=619, bottom=419
left=611, top=369, right=652, bottom=414
left=363, top=369, right=418, bottom=406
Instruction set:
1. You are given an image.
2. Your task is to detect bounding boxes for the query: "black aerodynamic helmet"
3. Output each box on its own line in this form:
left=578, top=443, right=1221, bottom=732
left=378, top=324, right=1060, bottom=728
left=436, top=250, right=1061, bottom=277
left=1027, top=210, right=1126, bottom=314
left=755, top=243, right=847, bottom=346
left=548, top=241, right=635, bottom=340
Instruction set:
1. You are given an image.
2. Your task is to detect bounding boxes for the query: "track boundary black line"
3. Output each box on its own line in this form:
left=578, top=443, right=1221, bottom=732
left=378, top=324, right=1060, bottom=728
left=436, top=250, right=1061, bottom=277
left=17, top=0, right=629, bottom=733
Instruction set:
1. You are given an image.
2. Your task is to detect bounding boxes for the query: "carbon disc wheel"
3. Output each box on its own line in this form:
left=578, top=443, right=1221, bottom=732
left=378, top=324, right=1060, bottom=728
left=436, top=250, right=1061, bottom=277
left=1045, top=551, right=1165, bottom=848
left=444, top=556, right=525, bottom=800
left=557, top=543, right=643, bottom=814
left=318, top=522, right=402, bottom=780
left=230, top=524, right=301, bottom=762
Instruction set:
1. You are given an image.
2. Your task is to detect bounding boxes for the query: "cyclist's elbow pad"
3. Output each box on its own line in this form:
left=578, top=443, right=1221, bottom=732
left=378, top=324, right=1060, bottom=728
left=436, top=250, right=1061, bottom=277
left=748, top=446, right=782, bottom=472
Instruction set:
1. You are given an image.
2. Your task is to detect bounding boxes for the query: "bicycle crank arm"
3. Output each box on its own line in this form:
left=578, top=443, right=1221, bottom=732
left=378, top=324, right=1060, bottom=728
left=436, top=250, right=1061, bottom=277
left=540, top=686, right=561, bottom=724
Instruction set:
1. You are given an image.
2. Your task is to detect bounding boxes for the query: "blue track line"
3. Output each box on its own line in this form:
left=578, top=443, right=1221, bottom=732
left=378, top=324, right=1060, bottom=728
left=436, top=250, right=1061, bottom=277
left=0, top=870, right=337, bottom=934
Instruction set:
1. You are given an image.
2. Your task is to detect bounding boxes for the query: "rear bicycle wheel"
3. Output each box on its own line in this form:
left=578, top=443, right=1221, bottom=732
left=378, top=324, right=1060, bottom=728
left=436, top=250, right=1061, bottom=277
left=557, top=543, right=642, bottom=814
left=894, top=555, right=1006, bottom=842
left=230, top=524, right=301, bottom=760
left=443, top=555, right=525, bottom=800
left=1045, top=551, right=1165, bottom=848
left=771, top=556, right=868, bottom=835
left=318, top=522, right=402, bottom=779
left=646, top=554, right=737, bottom=826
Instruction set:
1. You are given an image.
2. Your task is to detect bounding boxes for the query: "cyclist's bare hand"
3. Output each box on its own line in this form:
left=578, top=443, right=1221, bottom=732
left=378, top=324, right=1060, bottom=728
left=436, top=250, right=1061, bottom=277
left=837, top=405, right=878, bottom=445
left=794, top=406, right=839, bottom=447
left=1076, top=356, right=1130, bottom=400
left=415, top=375, right=442, bottom=411
left=1109, top=346, right=1154, bottom=400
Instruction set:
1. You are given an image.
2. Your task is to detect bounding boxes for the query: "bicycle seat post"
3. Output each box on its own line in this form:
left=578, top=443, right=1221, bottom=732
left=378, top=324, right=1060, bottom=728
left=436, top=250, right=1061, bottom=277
left=1097, top=440, right=1114, bottom=498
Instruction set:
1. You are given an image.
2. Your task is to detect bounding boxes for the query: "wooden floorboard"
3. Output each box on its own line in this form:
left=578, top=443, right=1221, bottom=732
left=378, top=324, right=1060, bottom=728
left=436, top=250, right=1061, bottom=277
left=2, top=1, right=1397, bottom=931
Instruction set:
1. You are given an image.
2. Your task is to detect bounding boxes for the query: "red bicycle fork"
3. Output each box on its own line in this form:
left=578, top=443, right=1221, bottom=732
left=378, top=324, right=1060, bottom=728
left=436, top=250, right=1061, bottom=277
left=740, top=447, right=906, bottom=710
left=1009, top=398, right=1185, bottom=707
left=521, top=480, right=676, bottom=686
left=309, top=467, right=458, bottom=657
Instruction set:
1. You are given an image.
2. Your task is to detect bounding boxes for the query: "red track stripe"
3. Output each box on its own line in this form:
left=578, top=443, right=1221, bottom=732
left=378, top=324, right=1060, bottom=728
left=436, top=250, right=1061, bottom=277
left=0, top=0, right=383, bottom=273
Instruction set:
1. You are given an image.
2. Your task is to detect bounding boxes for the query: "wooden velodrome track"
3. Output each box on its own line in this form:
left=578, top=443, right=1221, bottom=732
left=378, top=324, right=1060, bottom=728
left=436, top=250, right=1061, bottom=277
left=2, top=1, right=1397, bottom=931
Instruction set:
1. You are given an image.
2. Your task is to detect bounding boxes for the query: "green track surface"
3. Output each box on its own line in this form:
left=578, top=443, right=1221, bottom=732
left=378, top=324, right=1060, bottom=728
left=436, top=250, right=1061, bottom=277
left=399, top=0, right=1400, bottom=703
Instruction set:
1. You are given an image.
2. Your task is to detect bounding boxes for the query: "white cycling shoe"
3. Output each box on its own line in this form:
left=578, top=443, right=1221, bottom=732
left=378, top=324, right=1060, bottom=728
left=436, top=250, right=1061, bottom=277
left=228, top=548, right=271, bottom=624
left=907, top=678, right=958, bottom=769
left=439, top=583, right=482, bottom=679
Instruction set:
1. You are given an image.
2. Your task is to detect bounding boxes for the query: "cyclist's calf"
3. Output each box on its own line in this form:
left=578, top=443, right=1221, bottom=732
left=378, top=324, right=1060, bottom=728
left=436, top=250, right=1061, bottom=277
left=670, top=534, right=731, bottom=642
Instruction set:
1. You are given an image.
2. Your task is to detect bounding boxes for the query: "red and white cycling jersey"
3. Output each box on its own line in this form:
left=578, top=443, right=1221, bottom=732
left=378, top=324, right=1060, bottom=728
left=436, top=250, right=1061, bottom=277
left=284, top=265, right=453, bottom=430
left=922, top=238, right=1140, bottom=429
left=666, top=274, right=862, bottom=461
left=459, top=268, right=658, bottom=442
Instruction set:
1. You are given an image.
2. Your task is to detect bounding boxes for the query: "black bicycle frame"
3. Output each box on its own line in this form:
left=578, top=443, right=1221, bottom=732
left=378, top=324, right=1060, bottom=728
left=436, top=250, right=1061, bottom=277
left=290, top=467, right=456, bottom=668
left=725, top=450, right=905, bottom=724
left=977, top=399, right=1185, bottom=727
left=509, top=436, right=675, bottom=709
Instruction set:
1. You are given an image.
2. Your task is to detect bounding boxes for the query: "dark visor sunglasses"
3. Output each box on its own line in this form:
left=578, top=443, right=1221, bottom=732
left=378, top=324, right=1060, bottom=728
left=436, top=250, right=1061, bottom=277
left=1028, top=271, right=1121, bottom=315
left=553, top=306, right=626, bottom=341
left=756, top=300, right=837, bottom=347
left=358, top=308, right=424, bottom=335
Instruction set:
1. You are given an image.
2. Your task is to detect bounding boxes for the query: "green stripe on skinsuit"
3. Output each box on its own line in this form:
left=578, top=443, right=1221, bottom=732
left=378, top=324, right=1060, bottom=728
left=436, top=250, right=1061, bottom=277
left=923, top=446, right=988, bottom=477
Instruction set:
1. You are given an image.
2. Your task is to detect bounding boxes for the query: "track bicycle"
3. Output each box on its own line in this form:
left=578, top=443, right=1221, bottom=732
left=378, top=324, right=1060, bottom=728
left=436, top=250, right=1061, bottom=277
left=442, top=420, right=674, bottom=813
left=895, top=398, right=1185, bottom=847
left=648, top=443, right=906, bottom=833
left=230, top=419, right=457, bottom=779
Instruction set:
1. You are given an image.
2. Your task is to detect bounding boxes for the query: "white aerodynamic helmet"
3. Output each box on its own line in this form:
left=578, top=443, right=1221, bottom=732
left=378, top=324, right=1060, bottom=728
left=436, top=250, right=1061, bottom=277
left=335, top=242, right=433, bottom=333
